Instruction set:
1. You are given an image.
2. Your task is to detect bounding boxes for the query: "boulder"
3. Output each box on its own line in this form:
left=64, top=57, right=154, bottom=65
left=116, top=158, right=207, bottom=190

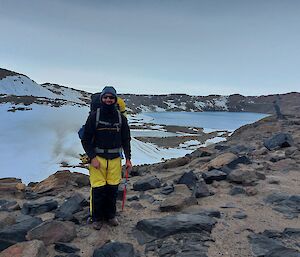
left=0, top=199, right=19, bottom=211
left=207, top=153, right=238, bottom=170
left=0, top=240, right=47, bottom=257
left=159, top=157, right=190, bottom=169
left=227, top=167, right=258, bottom=186
left=133, top=176, right=161, bottom=191
left=159, top=195, right=197, bottom=212
left=160, top=184, right=174, bottom=195
left=0, top=212, right=16, bottom=230
left=229, top=186, right=246, bottom=196
left=21, top=200, right=58, bottom=216
left=202, top=169, right=227, bottom=184
left=55, top=193, right=88, bottom=221
left=263, top=133, right=294, bottom=151
left=136, top=213, right=217, bottom=241
left=0, top=217, right=42, bottom=251
left=192, top=181, right=211, bottom=198
left=264, top=193, right=300, bottom=219
left=0, top=178, right=25, bottom=196
left=26, top=220, right=76, bottom=245
left=226, top=156, right=252, bottom=169
left=177, top=170, right=198, bottom=189
left=32, top=171, right=88, bottom=194
left=93, top=241, right=135, bottom=257
left=54, top=242, right=80, bottom=254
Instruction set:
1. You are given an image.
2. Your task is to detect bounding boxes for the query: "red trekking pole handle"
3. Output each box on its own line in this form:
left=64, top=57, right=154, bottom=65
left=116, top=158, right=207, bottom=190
left=121, top=167, right=130, bottom=211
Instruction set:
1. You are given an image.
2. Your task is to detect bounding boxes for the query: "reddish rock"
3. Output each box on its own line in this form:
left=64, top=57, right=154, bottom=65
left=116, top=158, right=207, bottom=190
left=0, top=240, right=47, bottom=257
left=26, top=220, right=76, bottom=245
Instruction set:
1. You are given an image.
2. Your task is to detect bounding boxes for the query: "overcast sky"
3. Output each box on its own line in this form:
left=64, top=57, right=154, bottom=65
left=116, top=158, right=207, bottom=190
left=1, top=0, right=300, bottom=95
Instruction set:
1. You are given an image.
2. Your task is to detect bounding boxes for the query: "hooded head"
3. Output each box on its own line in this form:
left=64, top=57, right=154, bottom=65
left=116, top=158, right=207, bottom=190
left=99, top=86, right=117, bottom=113
left=100, top=86, right=117, bottom=102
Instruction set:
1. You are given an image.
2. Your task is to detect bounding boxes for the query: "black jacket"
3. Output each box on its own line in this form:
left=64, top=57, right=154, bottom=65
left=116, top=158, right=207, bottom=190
left=81, top=106, right=131, bottom=160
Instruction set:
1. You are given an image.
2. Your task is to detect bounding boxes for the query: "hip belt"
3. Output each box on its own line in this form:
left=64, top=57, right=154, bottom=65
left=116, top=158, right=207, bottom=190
left=94, top=147, right=122, bottom=154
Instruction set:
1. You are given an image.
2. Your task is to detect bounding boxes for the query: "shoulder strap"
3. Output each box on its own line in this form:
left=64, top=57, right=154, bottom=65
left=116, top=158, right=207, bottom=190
left=96, top=108, right=100, bottom=128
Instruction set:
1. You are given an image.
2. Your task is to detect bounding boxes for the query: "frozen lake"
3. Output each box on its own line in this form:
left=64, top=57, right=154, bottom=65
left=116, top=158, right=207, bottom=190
left=141, top=111, right=269, bottom=132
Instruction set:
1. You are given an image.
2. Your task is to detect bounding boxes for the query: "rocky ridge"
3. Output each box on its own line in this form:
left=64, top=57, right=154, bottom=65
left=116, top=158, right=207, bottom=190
left=0, top=113, right=299, bottom=257
left=1, top=68, right=300, bottom=115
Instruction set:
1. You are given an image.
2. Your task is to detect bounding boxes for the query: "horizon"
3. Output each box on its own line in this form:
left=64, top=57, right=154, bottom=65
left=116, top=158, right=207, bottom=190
left=1, top=1, right=300, bottom=96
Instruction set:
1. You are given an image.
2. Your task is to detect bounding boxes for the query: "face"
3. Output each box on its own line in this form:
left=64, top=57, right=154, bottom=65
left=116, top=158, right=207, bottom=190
left=102, top=93, right=116, bottom=105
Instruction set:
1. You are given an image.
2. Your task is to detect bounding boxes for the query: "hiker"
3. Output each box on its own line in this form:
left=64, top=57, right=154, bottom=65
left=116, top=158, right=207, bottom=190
left=81, top=86, right=132, bottom=230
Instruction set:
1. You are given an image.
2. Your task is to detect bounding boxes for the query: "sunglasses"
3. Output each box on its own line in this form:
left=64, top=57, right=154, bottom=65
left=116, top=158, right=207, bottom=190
left=102, top=95, right=115, bottom=100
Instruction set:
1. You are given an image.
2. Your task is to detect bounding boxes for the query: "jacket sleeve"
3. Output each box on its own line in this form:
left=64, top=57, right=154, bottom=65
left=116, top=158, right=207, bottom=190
left=121, top=115, right=131, bottom=160
left=81, top=111, right=97, bottom=159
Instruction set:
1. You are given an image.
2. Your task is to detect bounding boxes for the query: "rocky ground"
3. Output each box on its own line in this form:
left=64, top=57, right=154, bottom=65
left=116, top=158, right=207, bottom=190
left=0, top=114, right=300, bottom=257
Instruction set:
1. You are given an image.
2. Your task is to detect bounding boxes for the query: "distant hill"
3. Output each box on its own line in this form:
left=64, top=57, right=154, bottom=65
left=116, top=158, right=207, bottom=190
left=1, top=67, right=299, bottom=115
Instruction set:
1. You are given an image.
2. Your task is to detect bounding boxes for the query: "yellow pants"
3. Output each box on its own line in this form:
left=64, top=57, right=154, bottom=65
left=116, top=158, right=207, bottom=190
left=89, top=156, right=122, bottom=216
left=89, top=156, right=122, bottom=187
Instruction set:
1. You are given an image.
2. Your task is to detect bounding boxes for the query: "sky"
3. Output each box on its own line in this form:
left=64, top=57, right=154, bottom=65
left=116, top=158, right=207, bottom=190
left=0, top=0, right=300, bottom=96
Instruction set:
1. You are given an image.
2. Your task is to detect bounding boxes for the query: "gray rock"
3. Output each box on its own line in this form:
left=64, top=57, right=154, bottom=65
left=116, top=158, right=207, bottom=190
left=22, top=200, right=58, bottom=216
left=264, top=133, right=294, bottom=151
left=135, top=213, right=217, bottom=242
left=227, top=168, right=258, bottom=186
left=202, top=169, right=227, bottom=184
left=226, top=156, right=252, bottom=169
left=233, top=211, right=247, bottom=219
left=177, top=171, right=198, bottom=189
left=0, top=199, right=18, bottom=211
left=133, top=176, right=161, bottom=191
left=26, top=220, right=77, bottom=245
left=229, top=186, right=246, bottom=195
left=160, top=184, right=174, bottom=195
left=55, top=193, right=88, bottom=221
left=264, top=193, right=300, bottom=218
left=0, top=217, right=42, bottom=251
left=93, top=241, right=135, bottom=257
left=192, top=181, right=211, bottom=198
left=54, top=242, right=80, bottom=253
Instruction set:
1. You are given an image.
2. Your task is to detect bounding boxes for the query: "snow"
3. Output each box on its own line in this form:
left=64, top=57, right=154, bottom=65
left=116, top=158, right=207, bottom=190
left=131, top=129, right=177, bottom=137
left=201, top=137, right=227, bottom=146
left=194, top=100, right=206, bottom=110
left=0, top=75, right=57, bottom=98
left=164, top=100, right=178, bottom=109
left=214, top=96, right=229, bottom=110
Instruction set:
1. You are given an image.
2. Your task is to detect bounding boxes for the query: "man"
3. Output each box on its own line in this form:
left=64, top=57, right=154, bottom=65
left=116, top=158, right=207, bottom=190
left=81, top=86, right=132, bottom=230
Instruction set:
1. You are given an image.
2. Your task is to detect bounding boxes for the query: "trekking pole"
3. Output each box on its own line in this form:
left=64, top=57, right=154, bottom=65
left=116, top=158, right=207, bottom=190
left=121, top=167, right=129, bottom=211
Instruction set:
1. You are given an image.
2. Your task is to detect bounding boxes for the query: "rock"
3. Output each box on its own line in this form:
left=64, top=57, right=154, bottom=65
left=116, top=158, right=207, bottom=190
left=177, top=170, right=198, bottom=189
left=202, top=169, right=227, bottom=184
left=130, top=165, right=148, bottom=177
left=233, top=211, right=247, bottom=219
left=227, top=167, right=258, bottom=186
left=268, top=151, right=286, bottom=163
left=26, top=220, right=77, bottom=245
left=248, top=233, right=300, bottom=257
left=187, top=147, right=213, bottom=158
left=32, top=171, right=88, bottom=194
left=285, top=146, right=298, bottom=157
left=0, top=217, right=42, bottom=251
left=173, top=184, right=191, bottom=195
left=159, top=195, right=197, bottom=212
left=72, top=207, right=90, bottom=224
left=160, top=184, right=174, bottom=195
left=220, top=202, right=237, bottom=209
left=245, top=187, right=258, bottom=196
left=229, top=145, right=255, bottom=155
left=264, top=193, right=300, bottom=219
left=226, top=156, right=252, bottom=169
left=214, top=144, right=230, bottom=151
left=0, top=199, right=19, bottom=211
left=0, top=213, right=16, bottom=230
left=263, top=133, right=294, bottom=151
left=54, top=242, right=80, bottom=253
left=0, top=178, right=25, bottom=196
left=192, top=181, right=211, bottom=198
left=207, top=153, right=238, bottom=170
left=21, top=200, right=58, bottom=216
left=0, top=240, right=48, bottom=257
left=159, top=157, right=190, bottom=169
left=127, top=195, right=139, bottom=201
left=55, top=193, right=87, bottom=221
left=135, top=213, right=217, bottom=242
left=229, top=186, right=246, bottom=195
left=133, top=176, right=161, bottom=191
left=93, top=241, right=135, bottom=257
